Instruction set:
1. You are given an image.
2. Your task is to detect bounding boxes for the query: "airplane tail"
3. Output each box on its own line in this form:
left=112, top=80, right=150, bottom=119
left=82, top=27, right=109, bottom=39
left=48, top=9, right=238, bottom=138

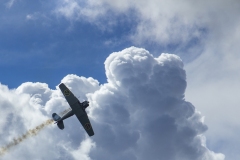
left=57, top=121, right=64, bottom=130
left=52, top=113, right=64, bottom=130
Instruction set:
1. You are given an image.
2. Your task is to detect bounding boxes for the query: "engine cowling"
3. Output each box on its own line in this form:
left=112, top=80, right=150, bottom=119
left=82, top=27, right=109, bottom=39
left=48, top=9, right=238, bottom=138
left=82, top=101, right=89, bottom=109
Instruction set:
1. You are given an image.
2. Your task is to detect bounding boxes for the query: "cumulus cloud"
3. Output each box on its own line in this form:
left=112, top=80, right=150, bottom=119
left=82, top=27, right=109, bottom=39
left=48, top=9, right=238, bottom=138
left=0, top=47, right=224, bottom=160
left=89, top=47, right=224, bottom=160
left=0, top=76, right=99, bottom=160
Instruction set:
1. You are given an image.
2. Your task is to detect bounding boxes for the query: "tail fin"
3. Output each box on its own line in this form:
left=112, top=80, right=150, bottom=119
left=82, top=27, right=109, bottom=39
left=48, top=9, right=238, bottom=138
left=52, top=113, right=65, bottom=130
left=52, top=113, right=61, bottom=121
left=57, top=121, right=64, bottom=130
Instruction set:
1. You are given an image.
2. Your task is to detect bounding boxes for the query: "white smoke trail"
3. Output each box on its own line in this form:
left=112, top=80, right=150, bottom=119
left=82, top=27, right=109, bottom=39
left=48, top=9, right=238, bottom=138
left=0, top=108, right=71, bottom=156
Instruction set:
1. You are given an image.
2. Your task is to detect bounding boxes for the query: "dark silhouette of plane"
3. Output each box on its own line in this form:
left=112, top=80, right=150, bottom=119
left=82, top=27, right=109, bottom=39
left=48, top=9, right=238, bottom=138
left=52, top=83, right=94, bottom=136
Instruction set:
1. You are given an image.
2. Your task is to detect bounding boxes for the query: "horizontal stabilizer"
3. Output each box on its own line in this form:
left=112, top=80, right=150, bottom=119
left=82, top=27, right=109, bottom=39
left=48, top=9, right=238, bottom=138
left=52, top=113, right=61, bottom=121
left=57, top=121, right=64, bottom=130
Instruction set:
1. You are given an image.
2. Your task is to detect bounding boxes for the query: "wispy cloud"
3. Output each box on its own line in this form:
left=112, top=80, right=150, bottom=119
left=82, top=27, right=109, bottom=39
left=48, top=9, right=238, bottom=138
left=53, top=0, right=240, bottom=58
left=5, top=0, right=16, bottom=8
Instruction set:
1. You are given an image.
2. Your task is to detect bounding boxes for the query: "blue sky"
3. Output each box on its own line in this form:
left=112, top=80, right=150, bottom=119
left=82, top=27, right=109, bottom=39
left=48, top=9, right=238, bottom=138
left=0, top=12, right=112, bottom=87
left=0, top=0, right=205, bottom=89
left=1, top=0, right=240, bottom=159
left=0, top=1, right=136, bottom=88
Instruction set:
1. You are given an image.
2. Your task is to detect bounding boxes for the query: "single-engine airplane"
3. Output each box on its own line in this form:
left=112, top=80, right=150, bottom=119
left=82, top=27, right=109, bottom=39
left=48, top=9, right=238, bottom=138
left=52, top=83, right=94, bottom=136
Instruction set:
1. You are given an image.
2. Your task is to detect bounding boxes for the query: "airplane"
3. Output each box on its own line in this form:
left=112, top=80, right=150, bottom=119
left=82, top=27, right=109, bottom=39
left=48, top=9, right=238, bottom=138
left=52, top=83, right=94, bottom=136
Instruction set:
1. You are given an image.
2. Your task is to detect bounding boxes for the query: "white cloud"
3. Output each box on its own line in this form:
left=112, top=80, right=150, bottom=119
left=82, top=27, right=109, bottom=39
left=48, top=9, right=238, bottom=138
left=71, top=138, right=96, bottom=160
left=185, top=43, right=240, bottom=159
left=26, top=13, right=41, bottom=21
left=0, top=47, right=224, bottom=160
left=53, top=0, right=236, bottom=45
left=0, top=76, right=100, bottom=160
left=54, top=0, right=107, bottom=23
left=89, top=47, right=224, bottom=160
left=53, top=0, right=240, bottom=57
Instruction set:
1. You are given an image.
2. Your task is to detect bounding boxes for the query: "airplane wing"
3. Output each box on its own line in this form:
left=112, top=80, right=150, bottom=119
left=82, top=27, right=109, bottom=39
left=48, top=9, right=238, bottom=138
left=75, top=114, right=94, bottom=136
left=59, top=83, right=94, bottom=136
left=59, top=83, right=79, bottom=106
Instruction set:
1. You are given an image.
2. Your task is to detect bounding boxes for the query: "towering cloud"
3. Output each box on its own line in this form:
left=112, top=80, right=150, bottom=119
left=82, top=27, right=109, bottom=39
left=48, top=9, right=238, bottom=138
left=88, top=47, right=224, bottom=160
left=0, top=47, right=224, bottom=160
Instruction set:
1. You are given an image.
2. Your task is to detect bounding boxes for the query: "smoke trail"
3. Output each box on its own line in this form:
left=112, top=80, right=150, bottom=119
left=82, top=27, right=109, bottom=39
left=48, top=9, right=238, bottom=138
left=0, top=108, right=71, bottom=157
